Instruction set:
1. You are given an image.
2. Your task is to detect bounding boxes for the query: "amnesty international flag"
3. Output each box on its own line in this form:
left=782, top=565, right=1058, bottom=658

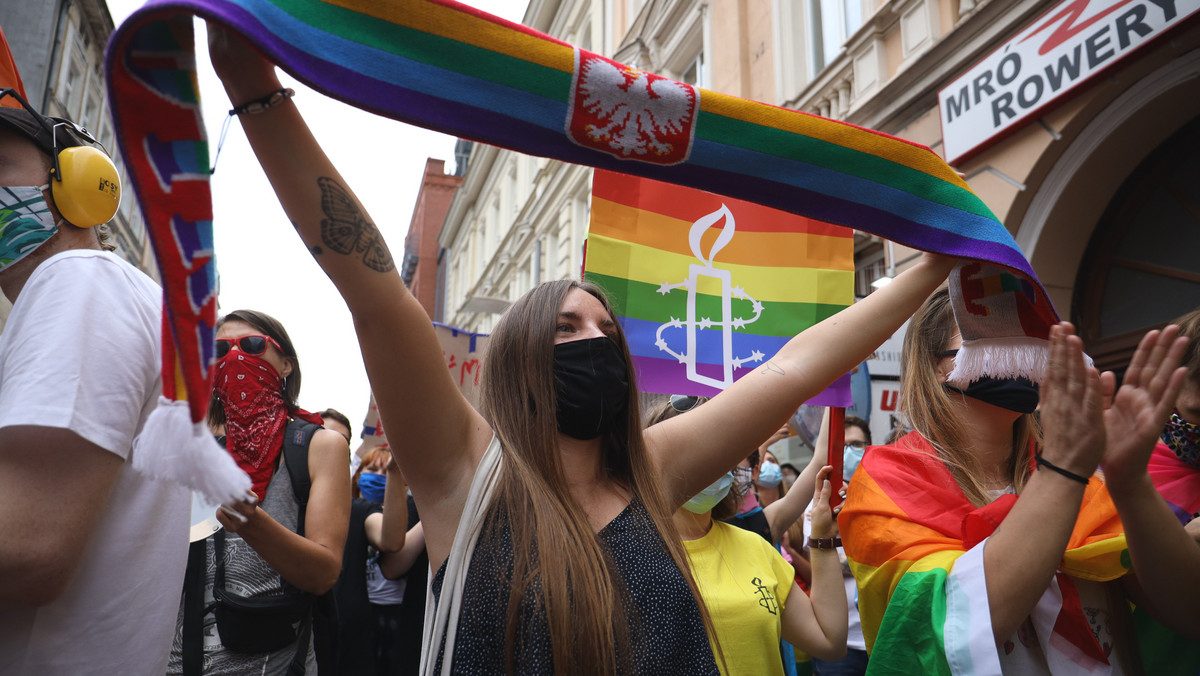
left=585, top=169, right=854, bottom=403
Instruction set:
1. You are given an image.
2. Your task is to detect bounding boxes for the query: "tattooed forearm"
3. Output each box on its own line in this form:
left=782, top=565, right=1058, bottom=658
left=760, top=361, right=785, bottom=376
left=317, top=176, right=395, bottom=273
left=292, top=220, right=324, bottom=257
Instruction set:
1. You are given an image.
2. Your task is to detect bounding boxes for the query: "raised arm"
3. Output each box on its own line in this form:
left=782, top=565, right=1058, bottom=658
left=981, top=323, right=1116, bottom=643
left=767, top=411, right=833, bottom=542
left=380, top=522, right=427, bottom=580
left=780, top=467, right=848, bottom=660
left=207, top=27, right=491, bottom=563
left=647, top=253, right=955, bottom=508
left=1101, top=326, right=1200, bottom=639
left=365, top=461, right=409, bottom=553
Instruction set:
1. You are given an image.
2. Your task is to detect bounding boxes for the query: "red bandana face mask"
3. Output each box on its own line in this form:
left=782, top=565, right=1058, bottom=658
left=213, top=350, right=288, bottom=501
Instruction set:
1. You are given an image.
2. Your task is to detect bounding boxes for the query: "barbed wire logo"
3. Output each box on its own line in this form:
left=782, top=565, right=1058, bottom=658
left=654, top=204, right=764, bottom=389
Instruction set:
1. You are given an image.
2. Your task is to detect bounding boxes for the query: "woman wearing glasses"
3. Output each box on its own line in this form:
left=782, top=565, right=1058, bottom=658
left=839, top=290, right=1200, bottom=672
left=167, top=309, right=351, bottom=675
left=208, top=27, right=955, bottom=675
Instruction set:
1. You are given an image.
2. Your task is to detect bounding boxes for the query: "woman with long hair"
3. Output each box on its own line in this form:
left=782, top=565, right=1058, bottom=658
left=208, top=27, right=955, bottom=675
left=168, top=309, right=351, bottom=674
left=839, top=289, right=1200, bottom=673
left=648, top=397, right=848, bottom=676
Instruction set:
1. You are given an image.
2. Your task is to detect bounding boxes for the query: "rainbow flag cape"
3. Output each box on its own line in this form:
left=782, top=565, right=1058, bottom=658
left=105, top=0, right=1059, bottom=501
left=1149, top=442, right=1200, bottom=525
left=584, top=170, right=854, bottom=402
left=840, top=433, right=1129, bottom=674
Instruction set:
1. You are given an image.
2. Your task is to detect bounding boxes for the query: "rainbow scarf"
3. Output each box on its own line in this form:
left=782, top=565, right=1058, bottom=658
left=105, top=0, right=1059, bottom=501
left=839, top=433, right=1129, bottom=674
left=584, top=170, right=854, bottom=402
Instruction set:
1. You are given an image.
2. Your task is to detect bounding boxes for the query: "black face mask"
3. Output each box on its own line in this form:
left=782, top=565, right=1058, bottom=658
left=552, top=337, right=630, bottom=440
left=945, top=376, right=1040, bottom=414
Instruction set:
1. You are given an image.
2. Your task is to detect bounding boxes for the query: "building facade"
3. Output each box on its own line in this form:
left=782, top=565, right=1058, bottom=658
left=1, top=0, right=154, bottom=274
left=439, top=0, right=774, bottom=333
left=770, top=0, right=1199, bottom=436
left=401, top=158, right=464, bottom=320
left=0, top=0, right=157, bottom=324
left=438, top=0, right=1198, bottom=439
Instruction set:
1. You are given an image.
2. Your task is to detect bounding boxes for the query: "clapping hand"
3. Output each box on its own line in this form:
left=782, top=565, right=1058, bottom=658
left=1100, top=325, right=1188, bottom=492
left=1039, top=323, right=1108, bottom=480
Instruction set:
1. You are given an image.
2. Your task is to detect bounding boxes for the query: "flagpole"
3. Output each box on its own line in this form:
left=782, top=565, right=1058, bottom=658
left=828, top=406, right=845, bottom=509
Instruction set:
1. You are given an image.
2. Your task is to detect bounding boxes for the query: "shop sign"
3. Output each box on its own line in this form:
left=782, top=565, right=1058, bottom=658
left=939, top=0, right=1200, bottom=164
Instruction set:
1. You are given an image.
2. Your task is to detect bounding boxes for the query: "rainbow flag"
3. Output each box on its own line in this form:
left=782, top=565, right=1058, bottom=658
left=1149, top=442, right=1200, bottom=525
left=840, top=433, right=1129, bottom=674
left=106, top=0, right=1060, bottom=501
left=584, top=170, right=854, bottom=402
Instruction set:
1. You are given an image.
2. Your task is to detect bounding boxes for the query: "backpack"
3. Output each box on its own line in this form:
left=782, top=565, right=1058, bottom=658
left=182, top=419, right=327, bottom=676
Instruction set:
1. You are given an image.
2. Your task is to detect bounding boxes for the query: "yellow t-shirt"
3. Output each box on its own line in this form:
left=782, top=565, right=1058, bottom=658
left=683, top=520, right=795, bottom=676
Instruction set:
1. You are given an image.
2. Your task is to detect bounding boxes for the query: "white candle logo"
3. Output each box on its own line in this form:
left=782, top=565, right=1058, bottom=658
left=655, top=204, right=764, bottom=389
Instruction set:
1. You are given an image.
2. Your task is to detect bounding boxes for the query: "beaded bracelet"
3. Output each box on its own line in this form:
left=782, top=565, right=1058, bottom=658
left=228, top=88, right=295, bottom=116
left=808, top=536, right=842, bottom=550
left=1035, top=453, right=1090, bottom=485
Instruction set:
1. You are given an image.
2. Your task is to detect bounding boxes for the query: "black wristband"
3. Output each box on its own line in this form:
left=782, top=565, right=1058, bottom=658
left=229, top=88, right=295, bottom=116
left=808, top=536, right=842, bottom=550
left=1035, top=453, right=1090, bottom=486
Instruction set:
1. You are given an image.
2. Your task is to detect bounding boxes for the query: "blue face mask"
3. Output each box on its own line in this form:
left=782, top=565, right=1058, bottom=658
left=358, top=472, right=387, bottom=503
left=757, top=461, right=783, bottom=488
left=684, top=472, right=734, bottom=514
left=843, top=444, right=865, bottom=480
left=0, top=185, right=56, bottom=272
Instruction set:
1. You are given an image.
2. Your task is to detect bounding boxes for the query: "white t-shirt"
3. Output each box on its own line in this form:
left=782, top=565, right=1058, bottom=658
left=0, top=250, right=190, bottom=675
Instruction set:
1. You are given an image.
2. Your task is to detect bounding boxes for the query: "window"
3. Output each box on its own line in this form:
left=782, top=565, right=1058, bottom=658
left=507, top=168, right=518, bottom=217
left=578, top=21, right=592, bottom=52
left=853, top=238, right=885, bottom=298
left=81, top=83, right=103, bottom=135
left=1074, top=117, right=1200, bottom=373
left=808, top=0, right=864, bottom=77
left=681, top=51, right=705, bottom=87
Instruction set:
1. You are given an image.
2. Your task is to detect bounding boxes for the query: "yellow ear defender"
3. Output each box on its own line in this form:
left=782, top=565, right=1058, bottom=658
left=47, top=121, right=121, bottom=229
left=0, top=89, right=122, bottom=229
left=50, top=144, right=121, bottom=228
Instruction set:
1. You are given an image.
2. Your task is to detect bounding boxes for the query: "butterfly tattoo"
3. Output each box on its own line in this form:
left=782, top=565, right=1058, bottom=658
left=318, top=177, right=394, bottom=272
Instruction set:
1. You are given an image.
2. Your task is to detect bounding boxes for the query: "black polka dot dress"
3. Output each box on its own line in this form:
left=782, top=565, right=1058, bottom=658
left=431, top=499, right=719, bottom=674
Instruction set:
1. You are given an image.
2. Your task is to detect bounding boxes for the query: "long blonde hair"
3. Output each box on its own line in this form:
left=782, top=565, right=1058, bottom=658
left=899, top=289, right=1040, bottom=506
left=479, top=279, right=712, bottom=674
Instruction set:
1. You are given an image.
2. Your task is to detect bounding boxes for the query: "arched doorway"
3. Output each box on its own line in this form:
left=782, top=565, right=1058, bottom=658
left=1016, top=48, right=1200, bottom=374
left=1073, top=118, right=1200, bottom=372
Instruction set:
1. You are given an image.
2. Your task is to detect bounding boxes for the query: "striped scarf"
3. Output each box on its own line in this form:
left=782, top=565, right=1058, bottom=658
left=105, top=0, right=1060, bottom=502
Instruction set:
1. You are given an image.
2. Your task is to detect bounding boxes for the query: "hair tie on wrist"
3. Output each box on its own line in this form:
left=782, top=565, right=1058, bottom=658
left=1035, top=453, right=1090, bottom=485
left=808, top=536, right=842, bottom=550
left=211, top=88, right=297, bottom=175
left=229, top=88, right=295, bottom=116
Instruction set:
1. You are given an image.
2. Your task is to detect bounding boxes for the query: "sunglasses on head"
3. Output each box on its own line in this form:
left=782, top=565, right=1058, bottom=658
left=216, top=334, right=282, bottom=359
left=670, top=394, right=700, bottom=412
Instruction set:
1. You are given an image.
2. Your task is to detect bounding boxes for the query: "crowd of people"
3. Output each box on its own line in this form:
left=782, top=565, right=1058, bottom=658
left=1, top=22, right=1199, bottom=676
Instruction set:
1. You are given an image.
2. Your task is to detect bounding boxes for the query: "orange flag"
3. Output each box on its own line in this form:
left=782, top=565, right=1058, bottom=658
left=0, top=24, right=28, bottom=108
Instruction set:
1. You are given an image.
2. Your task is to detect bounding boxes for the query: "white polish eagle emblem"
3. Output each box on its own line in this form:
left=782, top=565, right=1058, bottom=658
left=566, top=50, right=698, bottom=165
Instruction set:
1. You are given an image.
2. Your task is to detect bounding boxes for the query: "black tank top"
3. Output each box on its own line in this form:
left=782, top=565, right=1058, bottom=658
left=430, top=498, right=718, bottom=674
